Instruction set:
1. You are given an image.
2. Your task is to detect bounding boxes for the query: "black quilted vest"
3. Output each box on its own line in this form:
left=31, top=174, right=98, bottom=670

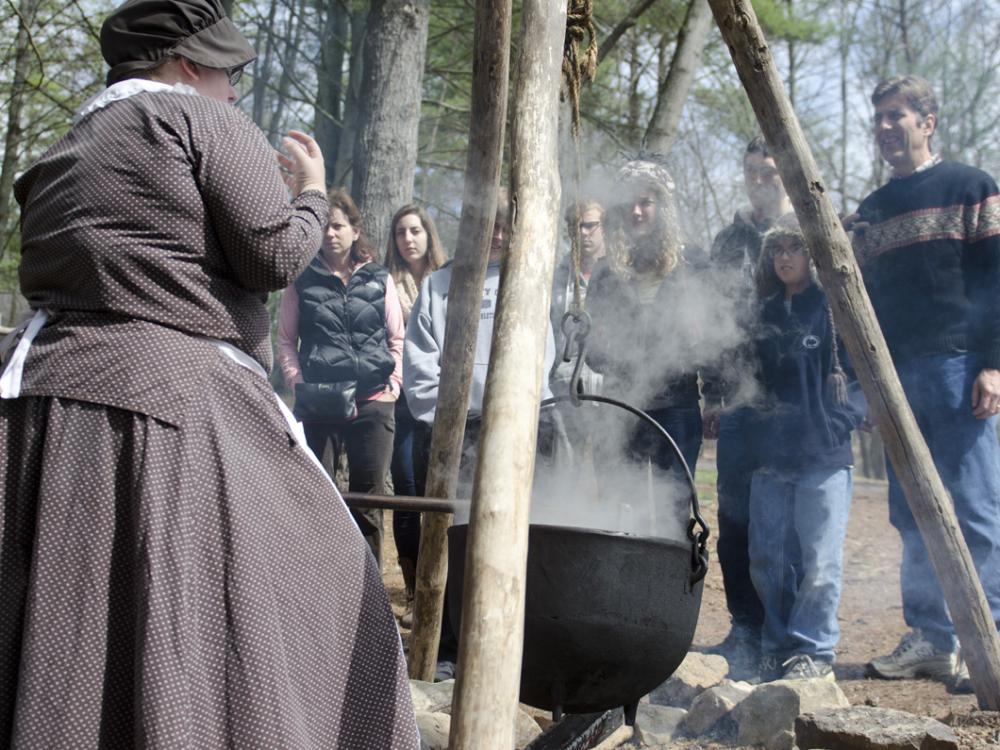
left=294, top=256, right=394, bottom=395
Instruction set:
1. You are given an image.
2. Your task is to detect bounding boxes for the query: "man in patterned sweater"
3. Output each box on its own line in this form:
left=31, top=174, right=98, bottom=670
left=847, top=75, right=1000, bottom=688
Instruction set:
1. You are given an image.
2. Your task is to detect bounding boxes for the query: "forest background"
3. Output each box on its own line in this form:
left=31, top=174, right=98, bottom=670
left=1, top=0, right=998, bottom=476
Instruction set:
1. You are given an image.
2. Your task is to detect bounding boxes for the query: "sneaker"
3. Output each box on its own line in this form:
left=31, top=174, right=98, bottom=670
left=951, top=658, right=973, bottom=694
left=868, top=629, right=958, bottom=680
left=780, top=654, right=835, bottom=682
left=434, top=660, right=456, bottom=682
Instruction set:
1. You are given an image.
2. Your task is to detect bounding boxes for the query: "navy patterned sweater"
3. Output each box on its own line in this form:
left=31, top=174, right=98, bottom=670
left=854, top=160, right=1000, bottom=369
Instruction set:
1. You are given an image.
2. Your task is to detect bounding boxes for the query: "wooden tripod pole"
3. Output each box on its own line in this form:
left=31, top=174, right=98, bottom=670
left=447, top=0, right=565, bottom=745
left=407, top=0, right=512, bottom=681
left=707, top=0, right=1000, bottom=708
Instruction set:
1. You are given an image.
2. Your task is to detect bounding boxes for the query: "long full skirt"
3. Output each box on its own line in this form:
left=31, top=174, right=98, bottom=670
left=0, top=354, right=418, bottom=748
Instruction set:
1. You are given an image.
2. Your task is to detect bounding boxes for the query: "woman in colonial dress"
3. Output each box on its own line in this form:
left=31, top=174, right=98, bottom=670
left=0, top=0, right=418, bottom=746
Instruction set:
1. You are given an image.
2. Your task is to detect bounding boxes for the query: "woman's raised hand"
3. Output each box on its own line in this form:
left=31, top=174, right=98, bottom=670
left=277, top=130, right=326, bottom=197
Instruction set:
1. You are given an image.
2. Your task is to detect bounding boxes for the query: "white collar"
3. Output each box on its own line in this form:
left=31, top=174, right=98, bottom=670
left=75, top=79, right=199, bottom=123
left=891, top=153, right=941, bottom=179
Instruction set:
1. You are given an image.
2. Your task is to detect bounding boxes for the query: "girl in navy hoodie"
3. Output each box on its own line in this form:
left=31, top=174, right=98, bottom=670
left=749, top=214, right=866, bottom=681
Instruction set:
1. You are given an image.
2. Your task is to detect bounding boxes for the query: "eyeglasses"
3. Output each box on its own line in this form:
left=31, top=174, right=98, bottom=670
left=187, top=58, right=245, bottom=87
left=773, top=245, right=806, bottom=258
left=579, top=221, right=601, bottom=233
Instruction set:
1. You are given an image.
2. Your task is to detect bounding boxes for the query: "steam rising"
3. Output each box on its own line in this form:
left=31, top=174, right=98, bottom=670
left=453, top=401, right=698, bottom=545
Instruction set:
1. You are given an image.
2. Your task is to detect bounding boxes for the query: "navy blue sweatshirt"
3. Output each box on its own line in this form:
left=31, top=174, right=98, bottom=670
left=855, top=160, right=1000, bottom=369
left=753, top=285, right=867, bottom=471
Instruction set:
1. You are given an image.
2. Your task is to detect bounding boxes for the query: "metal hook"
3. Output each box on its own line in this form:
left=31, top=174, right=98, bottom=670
left=559, top=310, right=591, bottom=406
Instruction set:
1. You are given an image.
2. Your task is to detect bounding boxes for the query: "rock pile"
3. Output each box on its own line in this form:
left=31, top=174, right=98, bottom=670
left=410, top=652, right=959, bottom=749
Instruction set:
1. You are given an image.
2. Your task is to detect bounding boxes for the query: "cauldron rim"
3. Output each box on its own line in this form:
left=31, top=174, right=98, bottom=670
left=449, top=520, right=694, bottom=548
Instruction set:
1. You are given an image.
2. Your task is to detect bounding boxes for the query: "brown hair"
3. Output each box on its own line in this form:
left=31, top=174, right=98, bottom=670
left=563, top=199, right=603, bottom=230
left=384, top=204, right=446, bottom=281
left=871, top=75, right=939, bottom=121
left=327, top=187, right=374, bottom=264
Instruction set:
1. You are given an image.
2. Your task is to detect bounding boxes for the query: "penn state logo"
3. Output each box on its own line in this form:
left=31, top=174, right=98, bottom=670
left=802, top=334, right=821, bottom=350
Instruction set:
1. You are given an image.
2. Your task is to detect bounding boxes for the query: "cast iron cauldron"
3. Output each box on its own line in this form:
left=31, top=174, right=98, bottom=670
left=446, top=394, right=709, bottom=716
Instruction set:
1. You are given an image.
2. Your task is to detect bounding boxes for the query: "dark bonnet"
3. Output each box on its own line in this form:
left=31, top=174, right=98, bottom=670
left=100, top=0, right=256, bottom=86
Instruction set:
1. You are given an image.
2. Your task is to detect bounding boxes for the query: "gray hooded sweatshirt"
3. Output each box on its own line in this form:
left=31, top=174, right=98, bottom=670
left=403, top=261, right=556, bottom=425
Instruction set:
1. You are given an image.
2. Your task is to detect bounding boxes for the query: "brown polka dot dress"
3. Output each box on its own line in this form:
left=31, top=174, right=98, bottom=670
left=1, top=90, right=419, bottom=748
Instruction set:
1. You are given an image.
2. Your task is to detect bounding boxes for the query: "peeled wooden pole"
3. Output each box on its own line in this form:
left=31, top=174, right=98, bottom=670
left=407, top=0, right=512, bottom=681
left=707, top=0, right=1000, bottom=708
left=447, top=0, right=565, bottom=746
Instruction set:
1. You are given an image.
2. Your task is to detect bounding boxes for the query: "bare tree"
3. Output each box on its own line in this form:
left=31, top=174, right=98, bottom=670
left=0, top=0, right=42, bottom=256
left=314, top=0, right=350, bottom=178
left=350, top=0, right=430, bottom=245
left=644, top=0, right=714, bottom=153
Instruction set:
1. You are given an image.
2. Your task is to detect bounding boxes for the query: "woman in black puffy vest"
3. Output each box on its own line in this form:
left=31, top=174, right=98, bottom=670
left=278, top=188, right=404, bottom=568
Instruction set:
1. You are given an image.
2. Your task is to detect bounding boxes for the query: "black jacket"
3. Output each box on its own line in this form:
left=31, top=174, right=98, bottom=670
left=702, top=209, right=774, bottom=406
left=294, top=256, right=394, bottom=395
left=753, top=284, right=866, bottom=470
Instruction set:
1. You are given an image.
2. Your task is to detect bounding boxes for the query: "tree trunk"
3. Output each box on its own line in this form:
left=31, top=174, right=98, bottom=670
left=785, top=0, right=796, bottom=107
left=626, top=32, right=641, bottom=145
left=597, top=0, right=659, bottom=64
left=644, top=0, right=714, bottom=154
left=332, top=4, right=367, bottom=187
left=351, top=0, right=431, bottom=247
left=0, top=0, right=40, bottom=256
left=314, top=0, right=349, bottom=180
left=407, top=0, right=512, bottom=683
left=447, top=0, right=564, bottom=744
left=707, top=0, right=1000, bottom=709
left=837, top=0, right=849, bottom=213
left=267, top=0, right=310, bottom=145
left=250, top=0, right=280, bottom=128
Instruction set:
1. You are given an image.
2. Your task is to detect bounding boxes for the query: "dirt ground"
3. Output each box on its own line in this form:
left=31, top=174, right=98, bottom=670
left=379, top=442, right=1000, bottom=748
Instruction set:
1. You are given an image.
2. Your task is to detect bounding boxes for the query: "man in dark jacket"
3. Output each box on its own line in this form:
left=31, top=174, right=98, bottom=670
left=704, top=136, right=792, bottom=673
left=846, top=76, right=1000, bottom=687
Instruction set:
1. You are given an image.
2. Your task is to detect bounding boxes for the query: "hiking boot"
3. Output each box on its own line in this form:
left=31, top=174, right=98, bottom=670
left=868, top=629, right=958, bottom=680
left=951, top=658, right=973, bottom=695
left=780, top=654, right=835, bottom=682
left=398, top=557, right=416, bottom=629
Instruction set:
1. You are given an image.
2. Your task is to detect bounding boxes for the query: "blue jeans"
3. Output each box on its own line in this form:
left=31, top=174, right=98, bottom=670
left=886, top=352, right=1000, bottom=652
left=391, top=396, right=421, bottom=564
left=749, top=466, right=853, bottom=661
left=717, top=408, right=764, bottom=638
